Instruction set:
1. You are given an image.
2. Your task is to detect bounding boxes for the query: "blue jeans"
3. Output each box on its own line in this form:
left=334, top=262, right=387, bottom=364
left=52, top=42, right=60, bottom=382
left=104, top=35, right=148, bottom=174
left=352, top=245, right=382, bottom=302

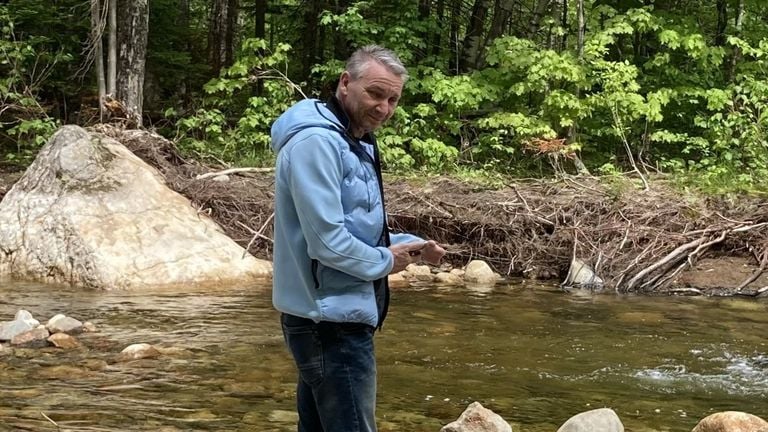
left=281, top=313, right=378, bottom=432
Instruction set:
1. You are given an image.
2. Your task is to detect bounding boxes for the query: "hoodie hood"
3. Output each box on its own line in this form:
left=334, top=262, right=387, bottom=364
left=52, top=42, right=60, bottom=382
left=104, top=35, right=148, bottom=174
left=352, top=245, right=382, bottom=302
left=271, top=99, right=345, bottom=153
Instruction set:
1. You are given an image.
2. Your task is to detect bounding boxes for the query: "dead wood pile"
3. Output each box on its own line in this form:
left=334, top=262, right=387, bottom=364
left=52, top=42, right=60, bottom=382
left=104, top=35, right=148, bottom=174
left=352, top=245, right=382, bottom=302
left=97, top=125, right=768, bottom=296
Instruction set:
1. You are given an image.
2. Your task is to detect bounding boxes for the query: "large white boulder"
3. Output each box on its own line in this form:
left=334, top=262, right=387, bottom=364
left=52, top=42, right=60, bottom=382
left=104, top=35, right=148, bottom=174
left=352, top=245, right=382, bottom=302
left=0, top=125, right=271, bottom=289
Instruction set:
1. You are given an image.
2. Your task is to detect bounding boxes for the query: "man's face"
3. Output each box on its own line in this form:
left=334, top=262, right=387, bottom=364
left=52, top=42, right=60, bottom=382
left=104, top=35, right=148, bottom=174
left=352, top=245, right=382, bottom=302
left=338, top=60, right=404, bottom=136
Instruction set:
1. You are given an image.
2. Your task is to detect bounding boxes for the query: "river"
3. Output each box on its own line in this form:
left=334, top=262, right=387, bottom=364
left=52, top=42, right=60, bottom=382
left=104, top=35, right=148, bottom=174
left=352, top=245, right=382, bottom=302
left=0, top=279, right=766, bottom=431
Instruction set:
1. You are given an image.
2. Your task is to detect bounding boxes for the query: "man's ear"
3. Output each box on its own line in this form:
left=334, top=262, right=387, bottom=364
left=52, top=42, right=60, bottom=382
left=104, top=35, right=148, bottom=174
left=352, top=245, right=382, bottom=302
left=338, top=71, right=351, bottom=96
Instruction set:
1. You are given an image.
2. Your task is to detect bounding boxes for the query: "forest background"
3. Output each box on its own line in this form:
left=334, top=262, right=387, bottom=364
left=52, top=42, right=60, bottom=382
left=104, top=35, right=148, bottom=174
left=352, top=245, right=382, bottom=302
left=1, top=0, right=767, bottom=193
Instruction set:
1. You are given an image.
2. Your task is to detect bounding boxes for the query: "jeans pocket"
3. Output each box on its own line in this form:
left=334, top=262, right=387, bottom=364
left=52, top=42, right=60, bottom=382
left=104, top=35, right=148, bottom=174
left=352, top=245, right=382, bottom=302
left=282, top=316, right=324, bottom=387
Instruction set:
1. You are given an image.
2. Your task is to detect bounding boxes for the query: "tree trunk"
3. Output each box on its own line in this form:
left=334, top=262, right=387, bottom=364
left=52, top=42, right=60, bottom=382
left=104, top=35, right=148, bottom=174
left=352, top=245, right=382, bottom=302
left=91, top=0, right=106, bottom=121
left=301, top=0, right=321, bottom=82
left=460, top=0, right=492, bottom=72
left=209, top=0, right=237, bottom=76
left=560, top=0, right=568, bottom=51
left=179, top=0, right=191, bottom=100
left=715, top=0, right=727, bottom=46
left=568, top=0, right=589, bottom=175
left=333, top=0, right=351, bottom=61
left=529, top=0, right=552, bottom=40
left=107, top=0, right=117, bottom=95
left=254, top=0, right=267, bottom=96
left=727, top=0, right=745, bottom=82
left=576, top=0, right=585, bottom=58
left=432, top=0, right=445, bottom=58
left=487, top=0, right=514, bottom=44
left=414, top=0, right=431, bottom=62
left=449, top=0, right=461, bottom=74
left=225, top=0, right=238, bottom=67
left=116, top=0, right=149, bottom=127
left=254, top=0, right=266, bottom=39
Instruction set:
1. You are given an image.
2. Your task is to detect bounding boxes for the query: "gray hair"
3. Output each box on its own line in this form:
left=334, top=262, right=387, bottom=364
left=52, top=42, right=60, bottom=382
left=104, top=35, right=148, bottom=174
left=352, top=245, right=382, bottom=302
left=345, top=45, right=409, bottom=82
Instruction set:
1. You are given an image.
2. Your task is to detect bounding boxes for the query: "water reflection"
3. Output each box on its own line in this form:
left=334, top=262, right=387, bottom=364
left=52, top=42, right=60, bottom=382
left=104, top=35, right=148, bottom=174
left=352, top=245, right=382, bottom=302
left=0, top=279, right=766, bottom=431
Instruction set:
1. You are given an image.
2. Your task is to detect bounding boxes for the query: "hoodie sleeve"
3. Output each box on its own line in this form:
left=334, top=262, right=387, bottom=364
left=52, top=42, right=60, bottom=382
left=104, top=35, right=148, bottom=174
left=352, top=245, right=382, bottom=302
left=390, top=232, right=424, bottom=245
left=285, top=132, right=394, bottom=281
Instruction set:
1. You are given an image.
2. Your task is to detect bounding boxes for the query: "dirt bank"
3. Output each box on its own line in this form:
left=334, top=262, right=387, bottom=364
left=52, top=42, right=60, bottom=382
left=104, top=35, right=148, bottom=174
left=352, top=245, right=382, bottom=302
left=2, top=126, right=767, bottom=297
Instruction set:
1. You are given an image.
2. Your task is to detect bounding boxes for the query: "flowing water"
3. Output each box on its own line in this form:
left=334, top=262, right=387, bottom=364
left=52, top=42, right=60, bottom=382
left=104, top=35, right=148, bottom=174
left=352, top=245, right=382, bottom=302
left=0, top=279, right=766, bottom=432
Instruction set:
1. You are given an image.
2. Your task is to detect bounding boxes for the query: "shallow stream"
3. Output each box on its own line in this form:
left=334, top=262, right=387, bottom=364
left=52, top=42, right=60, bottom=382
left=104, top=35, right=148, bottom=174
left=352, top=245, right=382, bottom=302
left=0, top=280, right=766, bottom=431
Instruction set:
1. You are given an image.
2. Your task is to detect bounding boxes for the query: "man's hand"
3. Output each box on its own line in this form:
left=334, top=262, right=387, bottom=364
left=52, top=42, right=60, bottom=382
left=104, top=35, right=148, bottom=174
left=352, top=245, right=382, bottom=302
left=419, top=240, right=446, bottom=265
left=388, top=241, right=427, bottom=273
left=388, top=240, right=446, bottom=273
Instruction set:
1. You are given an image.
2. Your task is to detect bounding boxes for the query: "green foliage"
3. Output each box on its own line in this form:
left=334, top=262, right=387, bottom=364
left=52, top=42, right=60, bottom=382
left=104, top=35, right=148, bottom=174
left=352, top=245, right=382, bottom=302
left=173, top=40, right=297, bottom=164
left=682, top=76, right=768, bottom=191
left=0, top=5, right=62, bottom=162
left=4, top=0, right=768, bottom=193
left=378, top=105, right=458, bottom=171
left=319, top=1, right=430, bottom=65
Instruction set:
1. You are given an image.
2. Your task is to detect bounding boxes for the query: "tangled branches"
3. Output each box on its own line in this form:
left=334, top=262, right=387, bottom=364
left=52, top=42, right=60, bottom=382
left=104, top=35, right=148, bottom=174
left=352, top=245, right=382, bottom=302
left=92, top=125, right=768, bottom=296
left=386, top=176, right=768, bottom=295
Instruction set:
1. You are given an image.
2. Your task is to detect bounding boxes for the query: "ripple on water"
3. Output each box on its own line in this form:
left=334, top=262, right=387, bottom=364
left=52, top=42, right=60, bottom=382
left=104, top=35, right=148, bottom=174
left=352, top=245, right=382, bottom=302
left=634, top=349, right=768, bottom=396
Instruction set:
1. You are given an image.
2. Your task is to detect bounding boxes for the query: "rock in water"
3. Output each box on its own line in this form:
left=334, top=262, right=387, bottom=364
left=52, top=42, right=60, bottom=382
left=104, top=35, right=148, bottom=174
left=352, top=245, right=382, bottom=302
left=0, top=125, right=271, bottom=289
left=692, top=411, right=768, bottom=432
left=440, top=401, right=512, bottom=432
left=563, top=258, right=604, bottom=291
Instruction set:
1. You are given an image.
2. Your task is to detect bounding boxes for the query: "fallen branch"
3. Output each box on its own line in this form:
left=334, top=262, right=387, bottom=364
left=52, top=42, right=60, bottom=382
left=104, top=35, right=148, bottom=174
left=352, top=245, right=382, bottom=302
left=624, top=236, right=707, bottom=292
left=236, top=220, right=273, bottom=245
left=667, top=287, right=704, bottom=295
left=406, top=191, right=454, bottom=218
left=736, top=249, right=768, bottom=292
left=41, top=412, right=59, bottom=430
left=196, top=167, right=274, bottom=180
left=243, top=212, right=275, bottom=258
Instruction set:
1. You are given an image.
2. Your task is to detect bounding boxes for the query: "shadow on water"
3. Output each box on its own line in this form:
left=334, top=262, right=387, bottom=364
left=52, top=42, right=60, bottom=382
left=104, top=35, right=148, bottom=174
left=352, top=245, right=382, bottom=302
left=0, top=279, right=766, bottom=431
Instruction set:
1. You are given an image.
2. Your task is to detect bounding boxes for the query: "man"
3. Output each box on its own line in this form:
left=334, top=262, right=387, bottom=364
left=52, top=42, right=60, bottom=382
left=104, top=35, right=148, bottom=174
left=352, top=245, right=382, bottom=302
left=270, top=45, right=446, bottom=432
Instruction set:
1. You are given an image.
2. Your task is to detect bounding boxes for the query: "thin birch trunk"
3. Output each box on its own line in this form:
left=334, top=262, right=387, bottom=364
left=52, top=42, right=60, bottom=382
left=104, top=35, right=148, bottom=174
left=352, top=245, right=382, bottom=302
left=107, top=0, right=116, bottom=95
left=91, top=0, right=106, bottom=121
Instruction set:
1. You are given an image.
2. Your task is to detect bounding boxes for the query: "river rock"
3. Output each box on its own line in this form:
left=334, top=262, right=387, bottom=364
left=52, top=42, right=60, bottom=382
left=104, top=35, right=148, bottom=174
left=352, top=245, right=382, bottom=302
left=0, top=310, right=40, bottom=341
left=406, top=264, right=434, bottom=281
left=556, top=408, right=624, bottom=432
left=117, top=343, right=161, bottom=361
left=563, top=258, right=604, bottom=290
left=46, top=314, right=83, bottom=334
left=48, top=332, right=80, bottom=349
left=10, top=326, right=50, bottom=347
left=464, top=260, right=500, bottom=284
left=0, top=125, right=272, bottom=289
left=691, top=411, right=768, bottom=432
left=388, top=272, right=408, bottom=287
left=435, top=272, right=463, bottom=285
left=440, top=401, right=512, bottom=432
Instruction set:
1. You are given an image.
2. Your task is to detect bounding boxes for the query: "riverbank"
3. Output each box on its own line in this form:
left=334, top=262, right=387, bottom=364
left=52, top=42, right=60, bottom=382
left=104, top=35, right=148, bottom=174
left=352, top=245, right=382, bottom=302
left=1, top=126, right=767, bottom=295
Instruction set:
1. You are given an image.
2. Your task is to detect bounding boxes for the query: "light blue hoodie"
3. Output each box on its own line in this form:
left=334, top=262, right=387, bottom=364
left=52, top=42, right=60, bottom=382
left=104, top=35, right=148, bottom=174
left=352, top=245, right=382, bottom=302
left=271, top=98, right=421, bottom=327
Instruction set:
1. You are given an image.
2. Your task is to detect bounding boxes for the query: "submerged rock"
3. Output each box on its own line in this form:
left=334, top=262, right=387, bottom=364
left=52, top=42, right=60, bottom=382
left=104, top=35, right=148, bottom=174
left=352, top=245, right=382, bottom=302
left=692, top=411, right=768, bottom=432
left=47, top=332, right=80, bottom=349
left=440, top=401, right=512, bottom=432
left=556, top=408, right=624, bottom=432
left=0, top=125, right=271, bottom=289
left=10, top=326, right=50, bottom=347
left=117, top=343, right=161, bottom=361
